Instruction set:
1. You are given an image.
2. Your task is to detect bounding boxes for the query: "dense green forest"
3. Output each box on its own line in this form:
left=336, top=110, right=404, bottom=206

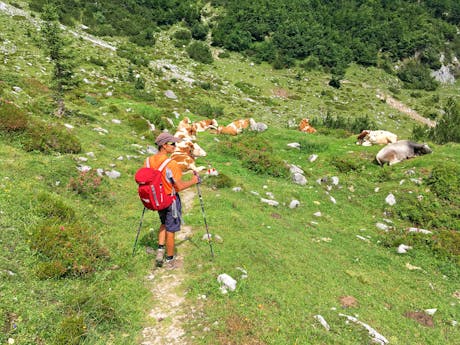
left=27, top=0, right=460, bottom=81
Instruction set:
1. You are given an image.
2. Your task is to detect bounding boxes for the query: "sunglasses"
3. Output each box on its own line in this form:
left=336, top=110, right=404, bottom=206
left=166, top=142, right=176, bottom=146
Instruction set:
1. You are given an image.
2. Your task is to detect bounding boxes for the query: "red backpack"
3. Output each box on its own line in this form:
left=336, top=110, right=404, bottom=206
left=134, top=158, right=176, bottom=211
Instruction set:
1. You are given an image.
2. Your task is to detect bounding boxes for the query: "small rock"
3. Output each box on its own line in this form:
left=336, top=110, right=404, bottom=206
left=77, top=165, right=91, bottom=172
left=308, top=154, right=318, bottom=162
left=105, top=170, right=121, bottom=179
left=425, top=308, right=437, bottom=316
left=289, top=200, right=300, bottom=209
left=376, top=222, right=389, bottom=231
left=407, top=227, right=432, bottom=235
left=165, top=90, right=177, bottom=99
left=292, top=173, right=307, bottom=185
left=385, top=193, right=396, bottom=206
left=261, top=198, right=279, bottom=206
left=397, top=244, right=412, bottom=254
left=217, top=273, right=237, bottom=293
left=287, top=142, right=301, bottom=149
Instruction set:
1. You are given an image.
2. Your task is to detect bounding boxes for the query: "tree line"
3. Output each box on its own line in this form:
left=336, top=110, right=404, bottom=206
left=28, top=0, right=460, bottom=87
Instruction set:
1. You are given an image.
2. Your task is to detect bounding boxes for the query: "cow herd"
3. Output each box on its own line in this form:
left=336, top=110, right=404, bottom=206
left=164, top=116, right=432, bottom=172
left=167, top=116, right=269, bottom=172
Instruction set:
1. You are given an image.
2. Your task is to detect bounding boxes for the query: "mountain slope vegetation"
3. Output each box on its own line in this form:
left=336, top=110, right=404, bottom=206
left=1, top=1, right=459, bottom=344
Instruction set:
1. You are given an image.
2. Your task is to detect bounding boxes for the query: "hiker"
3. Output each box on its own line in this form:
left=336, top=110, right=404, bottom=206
left=147, top=132, right=200, bottom=268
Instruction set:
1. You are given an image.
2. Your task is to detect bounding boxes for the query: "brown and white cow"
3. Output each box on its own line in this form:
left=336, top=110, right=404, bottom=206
left=376, top=140, right=432, bottom=166
left=195, top=119, right=218, bottom=132
left=299, top=118, right=317, bottom=133
left=171, top=141, right=206, bottom=172
left=357, top=130, right=398, bottom=146
left=216, top=118, right=253, bottom=135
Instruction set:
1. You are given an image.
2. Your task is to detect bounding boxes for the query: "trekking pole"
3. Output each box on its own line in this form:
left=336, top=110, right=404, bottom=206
left=132, top=207, right=146, bottom=257
left=194, top=172, right=214, bottom=259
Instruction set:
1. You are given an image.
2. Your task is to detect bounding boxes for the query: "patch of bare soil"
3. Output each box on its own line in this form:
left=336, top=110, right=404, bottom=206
left=339, top=295, right=359, bottom=308
left=404, top=311, right=434, bottom=327
left=271, top=88, right=289, bottom=98
left=141, top=189, right=197, bottom=345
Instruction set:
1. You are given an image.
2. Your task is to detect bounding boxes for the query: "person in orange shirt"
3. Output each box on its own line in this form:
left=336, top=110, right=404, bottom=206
left=146, top=132, right=199, bottom=268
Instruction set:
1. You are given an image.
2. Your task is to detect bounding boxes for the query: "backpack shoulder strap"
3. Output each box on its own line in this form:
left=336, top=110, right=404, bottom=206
left=158, top=158, right=172, bottom=172
left=145, top=157, right=171, bottom=171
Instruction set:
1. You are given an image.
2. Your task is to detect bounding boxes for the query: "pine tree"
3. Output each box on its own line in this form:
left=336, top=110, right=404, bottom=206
left=41, top=4, right=75, bottom=117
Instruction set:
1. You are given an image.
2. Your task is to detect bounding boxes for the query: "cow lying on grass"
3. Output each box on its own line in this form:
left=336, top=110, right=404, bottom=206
left=357, top=130, right=398, bottom=146
left=376, top=140, right=432, bottom=166
left=299, top=118, right=317, bottom=133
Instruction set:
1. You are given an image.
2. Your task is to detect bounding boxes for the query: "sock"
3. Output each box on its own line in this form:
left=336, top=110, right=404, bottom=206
left=158, top=244, right=165, bottom=249
left=166, top=255, right=174, bottom=261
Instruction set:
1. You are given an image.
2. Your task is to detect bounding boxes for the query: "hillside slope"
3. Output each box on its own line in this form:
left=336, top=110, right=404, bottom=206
left=1, top=2, right=460, bottom=345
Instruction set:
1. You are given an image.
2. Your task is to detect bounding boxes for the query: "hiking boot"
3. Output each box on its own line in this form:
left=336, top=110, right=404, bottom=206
left=155, top=248, right=165, bottom=267
left=164, top=256, right=183, bottom=270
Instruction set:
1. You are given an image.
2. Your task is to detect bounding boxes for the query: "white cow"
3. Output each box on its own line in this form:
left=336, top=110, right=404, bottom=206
left=357, top=130, right=398, bottom=146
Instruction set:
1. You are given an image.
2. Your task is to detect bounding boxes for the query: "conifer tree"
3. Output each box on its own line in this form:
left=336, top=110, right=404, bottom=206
left=41, top=4, right=75, bottom=117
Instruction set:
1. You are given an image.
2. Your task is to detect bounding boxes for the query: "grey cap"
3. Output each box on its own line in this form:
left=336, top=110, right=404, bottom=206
left=155, top=132, right=180, bottom=146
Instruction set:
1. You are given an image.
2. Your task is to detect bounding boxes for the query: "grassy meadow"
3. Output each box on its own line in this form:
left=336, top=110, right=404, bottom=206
left=1, top=4, right=460, bottom=345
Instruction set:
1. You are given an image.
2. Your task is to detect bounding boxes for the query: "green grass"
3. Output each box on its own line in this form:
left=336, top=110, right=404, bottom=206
left=1, top=5, right=459, bottom=344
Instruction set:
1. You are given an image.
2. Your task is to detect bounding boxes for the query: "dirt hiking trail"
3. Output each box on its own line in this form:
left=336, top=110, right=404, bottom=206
left=377, top=91, right=437, bottom=128
left=141, top=189, right=197, bottom=345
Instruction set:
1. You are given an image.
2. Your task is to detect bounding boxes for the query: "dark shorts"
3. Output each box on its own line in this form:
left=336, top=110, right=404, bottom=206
left=158, top=195, right=182, bottom=232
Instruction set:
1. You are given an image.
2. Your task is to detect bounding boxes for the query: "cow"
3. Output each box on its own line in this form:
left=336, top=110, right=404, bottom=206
left=299, top=118, right=317, bottom=133
left=195, top=119, right=218, bottom=132
left=171, top=141, right=206, bottom=172
left=376, top=140, right=432, bottom=166
left=357, top=130, right=398, bottom=146
left=216, top=118, right=253, bottom=135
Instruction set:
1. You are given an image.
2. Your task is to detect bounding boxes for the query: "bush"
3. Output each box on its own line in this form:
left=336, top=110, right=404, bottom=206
left=330, top=156, right=363, bottom=173
left=23, top=122, right=81, bottom=154
left=204, top=173, right=234, bottom=189
left=31, top=219, right=110, bottom=278
left=35, top=192, right=76, bottom=222
left=67, top=170, right=103, bottom=198
left=186, top=41, right=213, bottom=64
left=195, top=102, right=224, bottom=118
left=0, top=102, right=28, bottom=132
left=54, top=314, right=86, bottom=345
left=191, top=22, right=208, bottom=40
left=217, top=134, right=289, bottom=178
left=379, top=227, right=460, bottom=269
left=393, top=192, right=459, bottom=230
left=172, top=28, right=192, bottom=41
left=397, top=60, right=439, bottom=91
left=411, top=124, right=430, bottom=141
left=426, top=164, right=460, bottom=203
left=429, top=98, right=460, bottom=144
left=129, top=30, right=156, bottom=47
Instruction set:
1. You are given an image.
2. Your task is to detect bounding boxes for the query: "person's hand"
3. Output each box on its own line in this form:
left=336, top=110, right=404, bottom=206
left=193, top=171, right=202, bottom=184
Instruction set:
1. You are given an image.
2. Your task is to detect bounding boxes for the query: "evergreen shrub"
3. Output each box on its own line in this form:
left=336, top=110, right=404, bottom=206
left=23, top=122, right=81, bottom=153
left=204, top=173, right=234, bottom=189
left=54, top=314, right=86, bottom=345
left=35, top=192, right=76, bottom=222
left=426, top=164, right=460, bottom=203
left=31, top=219, right=110, bottom=278
left=218, top=134, right=289, bottom=178
left=186, top=41, right=213, bottom=64
left=0, top=102, right=28, bottom=132
left=195, top=102, right=224, bottom=118
left=429, top=98, right=460, bottom=144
